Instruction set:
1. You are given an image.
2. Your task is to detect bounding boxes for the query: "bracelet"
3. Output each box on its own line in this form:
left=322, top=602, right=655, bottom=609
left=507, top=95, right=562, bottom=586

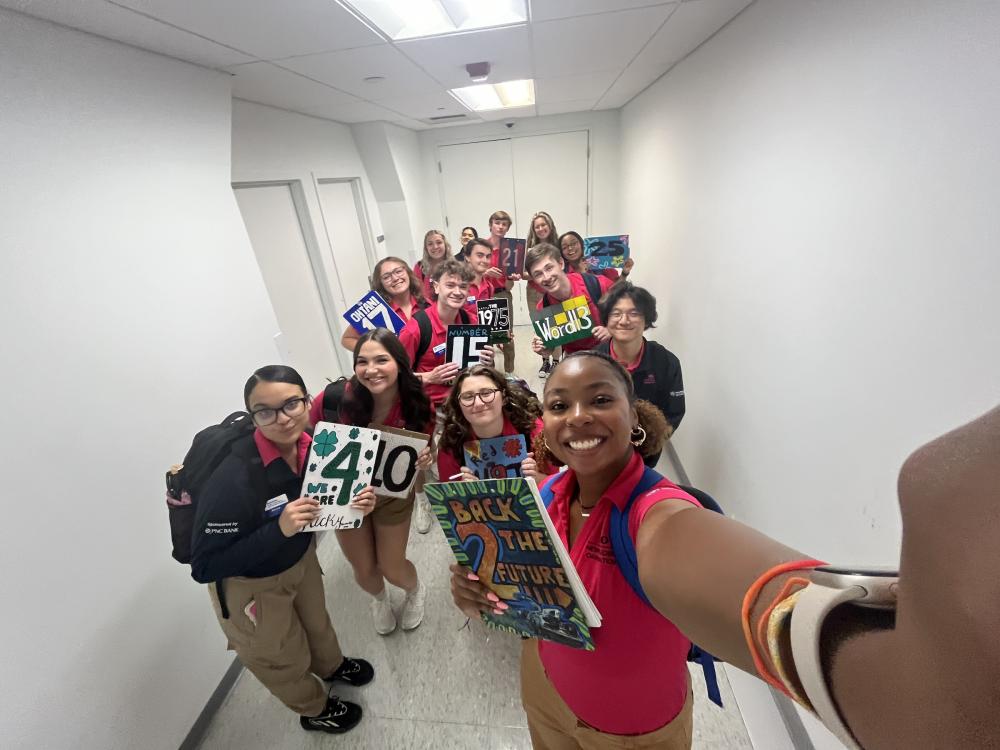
left=741, top=559, right=825, bottom=693
left=755, top=576, right=811, bottom=664
left=766, top=590, right=812, bottom=708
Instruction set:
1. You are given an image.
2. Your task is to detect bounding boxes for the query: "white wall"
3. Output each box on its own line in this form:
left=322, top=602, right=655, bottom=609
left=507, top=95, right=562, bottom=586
left=232, top=100, right=386, bottom=374
left=0, top=10, right=282, bottom=749
left=621, top=0, right=1000, bottom=739
left=417, top=110, right=622, bottom=238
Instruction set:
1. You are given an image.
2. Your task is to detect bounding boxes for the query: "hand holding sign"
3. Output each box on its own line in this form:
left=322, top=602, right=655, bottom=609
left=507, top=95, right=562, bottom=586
left=446, top=325, right=491, bottom=369
left=583, top=235, right=629, bottom=270
left=531, top=295, right=594, bottom=349
left=302, top=423, right=380, bottom=530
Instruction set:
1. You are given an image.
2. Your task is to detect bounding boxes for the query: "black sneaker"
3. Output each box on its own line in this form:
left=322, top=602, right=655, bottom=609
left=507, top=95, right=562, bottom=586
left=538, top=359, right=552, bottom=379
left=300, top=695, right=362, bottom=734
left=324, top=656, right=374, bottom=687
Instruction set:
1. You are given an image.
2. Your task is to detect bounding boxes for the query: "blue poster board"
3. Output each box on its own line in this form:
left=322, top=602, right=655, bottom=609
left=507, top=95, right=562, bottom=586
left=583, top=234, right=629, bottom=270
left=343, top=290, right=406, bottom=335
left=463, top=434, right=528, bottom=480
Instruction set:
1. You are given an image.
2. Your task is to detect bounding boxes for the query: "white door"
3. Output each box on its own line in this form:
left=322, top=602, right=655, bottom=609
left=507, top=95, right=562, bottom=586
left=438, top=138, right=517, bottom=241
left=315, top=178, right=377, bottom=310
left=234, top=183, right=344, bottom=389
left=511, top=130, right=590, bottom=238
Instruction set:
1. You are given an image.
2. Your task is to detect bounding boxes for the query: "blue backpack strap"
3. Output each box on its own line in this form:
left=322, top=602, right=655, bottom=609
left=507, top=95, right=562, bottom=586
left=538, top=472, right=568, bottom=509
left=609, top=466, right=724, bottom=708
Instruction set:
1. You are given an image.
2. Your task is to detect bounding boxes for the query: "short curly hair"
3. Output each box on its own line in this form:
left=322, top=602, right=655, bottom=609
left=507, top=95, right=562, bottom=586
left=533, top=351, right=671, bottom=468
left=438, top=366, right=543, bottom=467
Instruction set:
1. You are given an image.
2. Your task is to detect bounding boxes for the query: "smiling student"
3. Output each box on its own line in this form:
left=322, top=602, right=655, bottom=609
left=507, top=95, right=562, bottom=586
left=436, top=364, right=549, bottom=483
left=461, top=237, right=507, bottom=319
left=526, top=242, right=613, bottom=360
left=341, top=256, right=427, bottom=352
left=559, top=229, right=635, bottom=282
left=191, top=365, right=375, bottom=735
left=413, top=229, right=451, bottom=303
left=527, top=211, right=559, bottom=378
left=310, top=330, right=434, bottom=634
left=485, top=210, right=516, bottom=374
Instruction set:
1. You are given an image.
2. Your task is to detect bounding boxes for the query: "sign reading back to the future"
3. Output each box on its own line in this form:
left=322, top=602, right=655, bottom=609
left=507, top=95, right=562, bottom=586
left=476, top=297, right=511, bottom=343
left=583, top=234, right=629, bottom=270
left=370, top=425, right=430, bottom=499
left=343, top=290, right=406, bottom=335
left=446, top=324, right=491, bottom=369
left=302, top=422, right=380, bottom=530
left=531, top=295, right=594, bottom=348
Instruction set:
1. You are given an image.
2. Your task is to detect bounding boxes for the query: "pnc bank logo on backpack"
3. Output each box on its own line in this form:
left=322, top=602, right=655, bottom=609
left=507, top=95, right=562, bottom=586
left=164, top=411, right=268, bottom=565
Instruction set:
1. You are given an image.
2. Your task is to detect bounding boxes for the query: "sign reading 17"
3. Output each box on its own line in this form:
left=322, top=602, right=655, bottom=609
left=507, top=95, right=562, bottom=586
left=359, top=302, right=394, bottom=330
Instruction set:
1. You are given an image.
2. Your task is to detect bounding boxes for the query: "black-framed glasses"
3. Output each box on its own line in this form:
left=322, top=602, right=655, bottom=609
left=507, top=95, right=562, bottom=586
left=458, top=388, right=500, bottom=407
left=250, top=397, right=308, bottom=426
left=608, top=309, right=643, bottom=322
left=379, top=267, right=408, bottom=283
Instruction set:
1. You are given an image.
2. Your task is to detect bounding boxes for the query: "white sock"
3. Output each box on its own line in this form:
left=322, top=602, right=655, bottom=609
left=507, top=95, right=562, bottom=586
left=373, top=588, right=388, bottom=602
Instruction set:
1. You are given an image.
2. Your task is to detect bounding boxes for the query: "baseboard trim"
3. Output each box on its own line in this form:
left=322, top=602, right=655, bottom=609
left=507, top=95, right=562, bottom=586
left=178, top=656, right=243, bottom=750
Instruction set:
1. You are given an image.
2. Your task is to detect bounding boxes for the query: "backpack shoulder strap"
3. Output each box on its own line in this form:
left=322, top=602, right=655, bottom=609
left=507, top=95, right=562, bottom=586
left=538, top=472, right=570, bottom=509
left=413, top=309, right=433, bottom=365
left=581, top=272, right=603, bottom=306
left=228, top=433, right=271, bottom=502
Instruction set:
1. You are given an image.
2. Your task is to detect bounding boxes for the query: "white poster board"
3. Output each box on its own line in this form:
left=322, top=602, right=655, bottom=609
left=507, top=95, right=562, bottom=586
left=371, top=425, right=430, bottom=499
left=302, top=422, right=380, bottom=531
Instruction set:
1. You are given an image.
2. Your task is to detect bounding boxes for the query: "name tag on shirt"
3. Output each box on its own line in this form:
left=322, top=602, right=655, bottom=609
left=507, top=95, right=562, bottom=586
left=263, top=494, right=288, bottom=518
left=432, top=342, right=447, bottom=356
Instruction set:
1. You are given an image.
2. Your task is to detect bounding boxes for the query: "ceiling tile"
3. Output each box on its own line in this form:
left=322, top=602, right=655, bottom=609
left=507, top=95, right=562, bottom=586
left=532, top=4, right=677, bottom=78
left=228, top=62, right=372, bottom=121
left=381, top=91, right=471, bottom=120
left=111, top=0, right=384, bottom=59
left=629, top=0, right=751, bottom=71
left=278, top=44, right=443, bottom=101
left=1, top=0, right=253, bottom=67
left=593, top=64, right=663, bottom=109
left=324, top=99, right=403, bottom=123
left=530, top=0, right=676, bottom=23
left=395, top=25, right=532, bottom=89
left=535, top=70, right=618, bottom=104
left=536, top=99, right=598, bottom=116
left=477, top=104, right=536, bottom=121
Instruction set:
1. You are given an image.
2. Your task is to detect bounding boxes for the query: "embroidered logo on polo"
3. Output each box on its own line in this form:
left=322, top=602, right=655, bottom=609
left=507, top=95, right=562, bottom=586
left=583, top=534, right=616, bottom=566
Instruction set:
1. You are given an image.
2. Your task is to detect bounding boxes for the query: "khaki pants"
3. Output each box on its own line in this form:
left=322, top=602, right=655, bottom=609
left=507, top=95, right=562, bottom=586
left=495, top=288, right=515, bottom=373
left=520, top=640, right=693, bottom=750
left=208, top=539, right=343, bottom=717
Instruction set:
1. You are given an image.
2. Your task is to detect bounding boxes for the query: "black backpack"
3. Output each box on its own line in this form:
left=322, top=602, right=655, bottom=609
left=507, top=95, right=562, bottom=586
left=411, top=307, right=470, bottom=365
left=165, top=411, right=269, bottom=564
left=321, top=379, right=348, bottom=422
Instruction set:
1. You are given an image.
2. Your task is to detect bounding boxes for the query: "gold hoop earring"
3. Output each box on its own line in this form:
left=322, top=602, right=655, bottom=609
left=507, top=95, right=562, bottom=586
left=630, top=425, right=647, bottom=446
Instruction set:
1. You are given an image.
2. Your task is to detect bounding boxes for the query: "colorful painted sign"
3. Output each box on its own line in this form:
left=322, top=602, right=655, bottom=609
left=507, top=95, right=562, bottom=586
left=371, top=425, right=430, bottom=499
left=530, top=295, right=594, bottom=348
left=463, top=434, right=528, bottom=480
left=446, top=324, right=491, bottom=369
left=498, top=238, right=527, bottom=276
left=425, top=478, right=598, bottom=649
left=584, top=234, right=630, bottom=270
left=343, top=290, right=406, bottom=335
left=476, top=297, right=511, bottom=343
left=302, top=422, right=380, bottom=530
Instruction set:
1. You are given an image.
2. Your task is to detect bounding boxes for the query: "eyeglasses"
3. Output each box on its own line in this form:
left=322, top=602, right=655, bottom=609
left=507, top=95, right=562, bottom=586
left=379, top=267, right=408, bottom=283
left=458, top=388, right=500, bottom=407
left=608, top=310, right=643, bottom=322
left=250, top=397, right=308, bottom=426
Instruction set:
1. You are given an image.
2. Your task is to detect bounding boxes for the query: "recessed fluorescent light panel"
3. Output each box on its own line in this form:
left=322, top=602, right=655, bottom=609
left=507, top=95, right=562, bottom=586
left=342, top=0, right=526, bottom=40
left=450, top=79, right=534, bottom=111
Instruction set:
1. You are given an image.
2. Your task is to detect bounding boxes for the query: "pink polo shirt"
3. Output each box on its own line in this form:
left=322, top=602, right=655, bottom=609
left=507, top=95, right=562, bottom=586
left=253, top=428, right=311, bottom=473
left=538, top=451, right=701, bottom=735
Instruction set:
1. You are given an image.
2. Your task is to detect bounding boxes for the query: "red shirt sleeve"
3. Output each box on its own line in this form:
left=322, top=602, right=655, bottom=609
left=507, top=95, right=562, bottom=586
left=308, top=392, right=325, bottom=427
left=436, top=447, right=463, bottom=481
left=398, top=316, right=420, bottom=368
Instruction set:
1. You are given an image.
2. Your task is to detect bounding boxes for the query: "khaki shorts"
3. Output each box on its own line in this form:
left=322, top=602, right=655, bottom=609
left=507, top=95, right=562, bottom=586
left=370, top=490, right=415, bottom=526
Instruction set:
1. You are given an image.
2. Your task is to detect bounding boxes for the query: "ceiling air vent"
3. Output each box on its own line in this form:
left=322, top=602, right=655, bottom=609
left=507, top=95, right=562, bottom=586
left=424, top=113, right=470, bottom=124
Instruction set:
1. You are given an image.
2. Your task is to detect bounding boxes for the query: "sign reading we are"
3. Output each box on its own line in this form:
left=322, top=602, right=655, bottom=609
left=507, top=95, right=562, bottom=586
left=530, top=295, right=594, bottom=348
left=343, top=291, right=406, bottom=335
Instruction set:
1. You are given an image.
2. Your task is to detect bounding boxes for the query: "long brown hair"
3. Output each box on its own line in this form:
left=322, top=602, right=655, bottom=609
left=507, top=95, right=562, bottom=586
left=438, top=365, right=542, bottom=465
left=419, top=229, right=450, bottom=276
left=371, top=256, right=423, bottom=304
left=526, top=211, right=558, bottom=249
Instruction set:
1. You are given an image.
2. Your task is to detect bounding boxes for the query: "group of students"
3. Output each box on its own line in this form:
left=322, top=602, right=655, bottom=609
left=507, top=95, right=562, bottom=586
left=184, top=208, right=1000, bottom=748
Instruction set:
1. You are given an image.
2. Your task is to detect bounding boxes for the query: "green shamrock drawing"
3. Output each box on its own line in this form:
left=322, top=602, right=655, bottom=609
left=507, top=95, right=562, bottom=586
left=309, top=463, right=317, bottom=472
left=353, top=482, right=366, bottom=496
left=349, top=427, right=360, bottom=439
left=312, top=429, right=338, bottom=458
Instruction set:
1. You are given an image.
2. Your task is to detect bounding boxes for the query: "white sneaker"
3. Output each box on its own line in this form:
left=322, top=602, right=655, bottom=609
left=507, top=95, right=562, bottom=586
left=400, top=581, right=426, bottom=631
left=371, top=592, right=396, bottom=635
left=414, top=493, right=433, bottom=534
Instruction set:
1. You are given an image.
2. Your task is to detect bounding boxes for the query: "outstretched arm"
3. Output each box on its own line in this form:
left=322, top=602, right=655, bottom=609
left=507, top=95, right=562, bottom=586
left=636, top=405, right=1000, bottom=749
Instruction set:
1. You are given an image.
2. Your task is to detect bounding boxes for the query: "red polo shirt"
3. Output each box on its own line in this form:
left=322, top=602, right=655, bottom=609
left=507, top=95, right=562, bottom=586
left=413, top=262, right=435, bottom=304
left=437, top=416, right=546, bottom=479
left=253, top=428, right=311, bottom=474
left=539, top=451, right=701, bottom=734
left=536, top=271, right=612, bottom=354
left=398, top=304, right=456, bottom=408
left=464, top=274, right=503, bottom=319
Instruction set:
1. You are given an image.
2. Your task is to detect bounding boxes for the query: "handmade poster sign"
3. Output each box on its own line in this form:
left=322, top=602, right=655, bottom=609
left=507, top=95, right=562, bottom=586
left=476, top=297, right=511, bottom=343
left=301, top=422, right=380, bottom=530
left=583, top=234, right=630, bottom=270
left=498, top=238, right=527, bottom=277
left=343, top=290, right=406, bottom=335
left=425, top=478, right=600, bottom=649
left=531, top=295, right=594, bottom=348
left=371, top=425, right=430, bottom=499
left=463, top=434, right=528, bottom=480
left=446, top=324, right=491, bottom=369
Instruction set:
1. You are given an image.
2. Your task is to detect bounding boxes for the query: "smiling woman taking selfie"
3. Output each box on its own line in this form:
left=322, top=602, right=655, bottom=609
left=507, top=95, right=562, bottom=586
left=190, top=365, right=376, bottom=736
left=449, top=352, right=1000, bottom=749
